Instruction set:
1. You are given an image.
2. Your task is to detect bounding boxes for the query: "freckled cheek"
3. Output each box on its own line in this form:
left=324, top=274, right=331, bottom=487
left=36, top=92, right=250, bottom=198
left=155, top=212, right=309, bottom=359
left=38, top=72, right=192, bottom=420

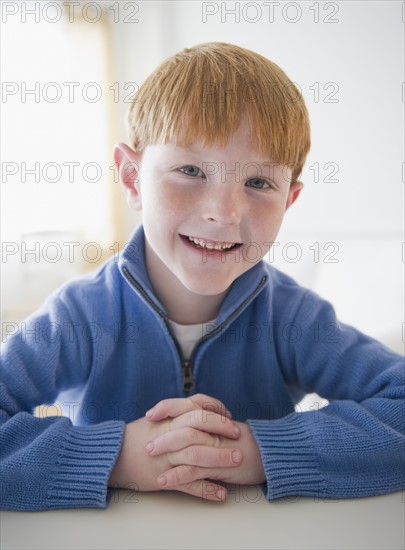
left=145, top=185, right=196, bottom=230
left=142, top=181, right=171, bottom=209
left=251, top=205, right=285, bottom=240
left=163, top=184, right=200, bottom=211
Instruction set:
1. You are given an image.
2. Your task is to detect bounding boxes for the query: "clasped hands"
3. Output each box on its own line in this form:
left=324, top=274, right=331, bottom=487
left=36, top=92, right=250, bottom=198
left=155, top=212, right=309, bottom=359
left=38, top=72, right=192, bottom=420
left=109, top=393, right=266, bottom=501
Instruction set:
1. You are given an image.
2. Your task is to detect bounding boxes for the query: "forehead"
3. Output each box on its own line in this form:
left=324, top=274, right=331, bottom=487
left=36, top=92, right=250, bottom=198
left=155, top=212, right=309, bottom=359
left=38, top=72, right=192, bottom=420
left=161, top=117, right=271, bottom=160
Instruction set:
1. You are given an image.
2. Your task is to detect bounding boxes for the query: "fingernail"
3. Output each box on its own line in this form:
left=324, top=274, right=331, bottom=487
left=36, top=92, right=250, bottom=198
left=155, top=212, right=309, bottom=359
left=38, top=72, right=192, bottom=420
left=145, top=441, right=154, bottom=453
left=233, top=424, right=240, bottom=437
left=158, top=476, right=167, bottom=487
left=216, top=487, right=226, bottom=500
left=145, top=409, right=154, bottom=419
left=232, top=450, right=241, bottom=464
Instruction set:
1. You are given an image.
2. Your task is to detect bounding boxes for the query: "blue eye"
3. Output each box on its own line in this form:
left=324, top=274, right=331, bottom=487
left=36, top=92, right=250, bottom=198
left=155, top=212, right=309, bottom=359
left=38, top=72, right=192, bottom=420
left=179, top=165, right=203, bottom=177
left=246, top=178, right=270, bottom=189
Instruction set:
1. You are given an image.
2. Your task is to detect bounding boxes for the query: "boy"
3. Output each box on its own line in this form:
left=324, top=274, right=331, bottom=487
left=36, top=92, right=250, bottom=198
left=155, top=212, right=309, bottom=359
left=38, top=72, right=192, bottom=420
left=1, top=42, right=404, bottom=511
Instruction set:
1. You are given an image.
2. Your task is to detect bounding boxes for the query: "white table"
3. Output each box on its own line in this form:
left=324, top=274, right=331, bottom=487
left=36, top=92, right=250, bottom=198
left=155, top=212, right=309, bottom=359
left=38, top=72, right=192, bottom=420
left=1, top=487, right=404, bottom=549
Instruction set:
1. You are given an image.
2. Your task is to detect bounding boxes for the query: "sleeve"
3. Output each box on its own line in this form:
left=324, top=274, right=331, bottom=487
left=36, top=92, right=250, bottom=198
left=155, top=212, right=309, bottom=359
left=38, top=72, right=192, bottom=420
left=0, top=289, right=125, bottom=511
left=247, top=290, right=405, bottom=500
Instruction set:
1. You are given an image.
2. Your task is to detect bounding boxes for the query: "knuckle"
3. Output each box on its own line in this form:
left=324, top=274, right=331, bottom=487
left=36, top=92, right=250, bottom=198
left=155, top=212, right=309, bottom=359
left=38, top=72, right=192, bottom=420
left=213, top=448, right=229, bottom=466
left=175, top=465, right=194, bottom=485
left=185, top=464, right=196, bottom=479
left=223, top=449, right=234, bottom=464
left=186, top=427, right=199, bottom=444
left=161, top=418, right=172, bottom=435
left=203, top=400, right=218, bottom=412
left=185, top=479, right=202, bottom=494
left=167, top=449, right=176, bottom=467
left=156, top=399, right=167, bottom=410
left=193, top=392, right=204, bottom=400
left=158, top=432, right=169, bottom=450
left=173, top=467, right=183, bottom=484
left=186, top=446, right=200, bottom=464
left=191, top=409, right=202, bottom=424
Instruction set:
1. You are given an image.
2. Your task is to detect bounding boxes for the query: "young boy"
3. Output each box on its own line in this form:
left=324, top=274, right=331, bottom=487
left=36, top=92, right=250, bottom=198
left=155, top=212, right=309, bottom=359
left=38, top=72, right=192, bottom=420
left=1, top=42, right=404, bottom=511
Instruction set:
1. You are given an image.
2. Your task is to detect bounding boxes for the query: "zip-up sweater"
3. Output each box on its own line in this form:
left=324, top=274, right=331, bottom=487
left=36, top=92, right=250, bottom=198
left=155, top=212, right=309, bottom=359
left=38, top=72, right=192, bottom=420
left=1, top=226, right=404, bottom=510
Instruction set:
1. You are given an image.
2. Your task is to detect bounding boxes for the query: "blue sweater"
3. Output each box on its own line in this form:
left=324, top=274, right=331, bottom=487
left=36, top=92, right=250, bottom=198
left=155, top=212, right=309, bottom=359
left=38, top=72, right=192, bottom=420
left=1, top=226, right=404, bottom=510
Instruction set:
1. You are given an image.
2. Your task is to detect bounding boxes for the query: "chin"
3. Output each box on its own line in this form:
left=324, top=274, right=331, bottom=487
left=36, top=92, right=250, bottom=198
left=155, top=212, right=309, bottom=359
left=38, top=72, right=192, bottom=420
left=180, top=275, right=232, bottom=297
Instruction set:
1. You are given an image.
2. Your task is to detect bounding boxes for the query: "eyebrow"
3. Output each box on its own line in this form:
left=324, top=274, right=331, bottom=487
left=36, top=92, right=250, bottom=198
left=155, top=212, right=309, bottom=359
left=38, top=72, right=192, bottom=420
left=175, top=146, right=274, bottom=164
left=168, top=143, right=279, bottom=168
left=175, top=144, right=202, bottom=154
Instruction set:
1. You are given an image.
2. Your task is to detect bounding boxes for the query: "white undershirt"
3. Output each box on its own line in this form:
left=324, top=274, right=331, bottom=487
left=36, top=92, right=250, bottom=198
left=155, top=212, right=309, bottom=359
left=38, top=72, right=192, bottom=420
left=168, top=319, right=217, bottom=360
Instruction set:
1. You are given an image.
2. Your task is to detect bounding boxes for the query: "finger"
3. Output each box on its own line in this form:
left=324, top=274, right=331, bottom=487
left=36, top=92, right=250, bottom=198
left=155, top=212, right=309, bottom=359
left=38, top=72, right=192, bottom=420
left=158, top=463, right=234, bottom=489
left=189, top=394, right=232, bottom=419
left=167, top=445, right=242, bottom=469
left=145, top=427, right=215, bottom=456
left=145, top=398, right=196, bottom=421
left=170, top=409, right=240, bottom=439
left=146, top=394, right=231, bottom=422
left=173, top=479, right=227, bottom=502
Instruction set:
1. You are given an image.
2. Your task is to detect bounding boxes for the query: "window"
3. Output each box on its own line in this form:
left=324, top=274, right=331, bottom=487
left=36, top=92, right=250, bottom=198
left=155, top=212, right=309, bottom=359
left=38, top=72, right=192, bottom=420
left=2, top=3, right=122, bottom=321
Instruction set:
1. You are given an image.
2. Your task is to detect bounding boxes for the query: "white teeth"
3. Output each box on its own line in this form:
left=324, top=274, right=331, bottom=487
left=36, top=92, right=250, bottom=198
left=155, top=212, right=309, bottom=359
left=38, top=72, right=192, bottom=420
left=187, top=236, right=236, bottom=251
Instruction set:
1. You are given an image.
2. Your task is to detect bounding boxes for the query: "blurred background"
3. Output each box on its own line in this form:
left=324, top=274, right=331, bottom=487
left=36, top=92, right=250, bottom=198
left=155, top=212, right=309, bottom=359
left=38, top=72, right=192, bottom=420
left=1, top=1, right=404, bottom=354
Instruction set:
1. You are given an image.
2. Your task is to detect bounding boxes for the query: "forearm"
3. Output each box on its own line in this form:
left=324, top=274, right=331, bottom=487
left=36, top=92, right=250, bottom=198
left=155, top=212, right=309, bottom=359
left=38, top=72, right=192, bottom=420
left=1, top=411, right=124, bottom=511
left=248, top=398, right=405, bottom=500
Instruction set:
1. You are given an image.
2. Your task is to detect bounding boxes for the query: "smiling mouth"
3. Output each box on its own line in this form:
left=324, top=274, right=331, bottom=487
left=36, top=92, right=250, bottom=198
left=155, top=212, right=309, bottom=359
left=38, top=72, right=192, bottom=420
left=182, top=235, right=242, bottom=252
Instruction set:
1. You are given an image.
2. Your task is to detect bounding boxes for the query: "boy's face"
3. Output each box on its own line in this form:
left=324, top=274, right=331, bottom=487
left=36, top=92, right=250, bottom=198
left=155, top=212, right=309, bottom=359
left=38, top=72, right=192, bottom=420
left=117, top=118, right=302, bottom=300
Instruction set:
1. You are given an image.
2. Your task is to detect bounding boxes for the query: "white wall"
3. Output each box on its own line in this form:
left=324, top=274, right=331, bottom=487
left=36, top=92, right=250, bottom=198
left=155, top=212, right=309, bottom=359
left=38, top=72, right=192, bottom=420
left=109, top=1, right=403, bottom=353
left=2, top=2, right=402, bottom=354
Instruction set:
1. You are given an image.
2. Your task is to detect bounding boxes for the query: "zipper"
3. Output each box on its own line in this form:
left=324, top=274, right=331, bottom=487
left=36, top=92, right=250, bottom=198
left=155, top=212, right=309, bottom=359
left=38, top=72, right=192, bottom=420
left=122, top=266, right=168, bottom=320
left=182, top=360, right=194, bottom=394
left=122, top=266, right=194, bottom=393
left=122, top=266, right=267, bottom=395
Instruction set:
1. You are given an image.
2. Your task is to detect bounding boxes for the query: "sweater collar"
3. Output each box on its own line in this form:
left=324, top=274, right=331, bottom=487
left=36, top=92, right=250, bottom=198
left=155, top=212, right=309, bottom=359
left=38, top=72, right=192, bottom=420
left=118, top=225, right=268, bottom=327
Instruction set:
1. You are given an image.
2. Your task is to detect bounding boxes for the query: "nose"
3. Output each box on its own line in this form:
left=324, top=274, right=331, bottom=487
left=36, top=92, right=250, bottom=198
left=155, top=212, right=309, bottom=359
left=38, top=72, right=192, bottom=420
left=201, top=182, right=241, bottom=226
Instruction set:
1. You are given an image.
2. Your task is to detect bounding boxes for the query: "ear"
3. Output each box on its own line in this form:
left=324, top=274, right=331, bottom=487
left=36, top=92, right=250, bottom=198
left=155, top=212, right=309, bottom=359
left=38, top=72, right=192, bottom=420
left=285, top=180, right=304, bottom=211
left=113, top=143, right=142, bottom=211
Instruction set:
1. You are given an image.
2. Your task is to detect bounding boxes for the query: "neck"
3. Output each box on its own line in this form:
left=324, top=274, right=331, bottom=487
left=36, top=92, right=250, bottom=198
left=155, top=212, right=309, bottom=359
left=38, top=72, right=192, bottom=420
left=145, top=244, right=226, bottom=325
left=160, top=287, right=224, bottom=325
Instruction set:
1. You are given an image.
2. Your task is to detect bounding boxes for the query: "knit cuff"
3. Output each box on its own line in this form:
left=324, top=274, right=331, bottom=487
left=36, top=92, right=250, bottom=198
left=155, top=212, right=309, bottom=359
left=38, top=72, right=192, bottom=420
left=47, top=421, right=125, bottom=509
left=247, top=415, right=326, bottom=501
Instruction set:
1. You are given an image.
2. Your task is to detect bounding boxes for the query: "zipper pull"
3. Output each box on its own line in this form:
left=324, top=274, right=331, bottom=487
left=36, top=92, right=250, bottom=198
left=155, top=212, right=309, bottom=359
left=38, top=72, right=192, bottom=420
left=182, top=360, right=195, bottom=395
